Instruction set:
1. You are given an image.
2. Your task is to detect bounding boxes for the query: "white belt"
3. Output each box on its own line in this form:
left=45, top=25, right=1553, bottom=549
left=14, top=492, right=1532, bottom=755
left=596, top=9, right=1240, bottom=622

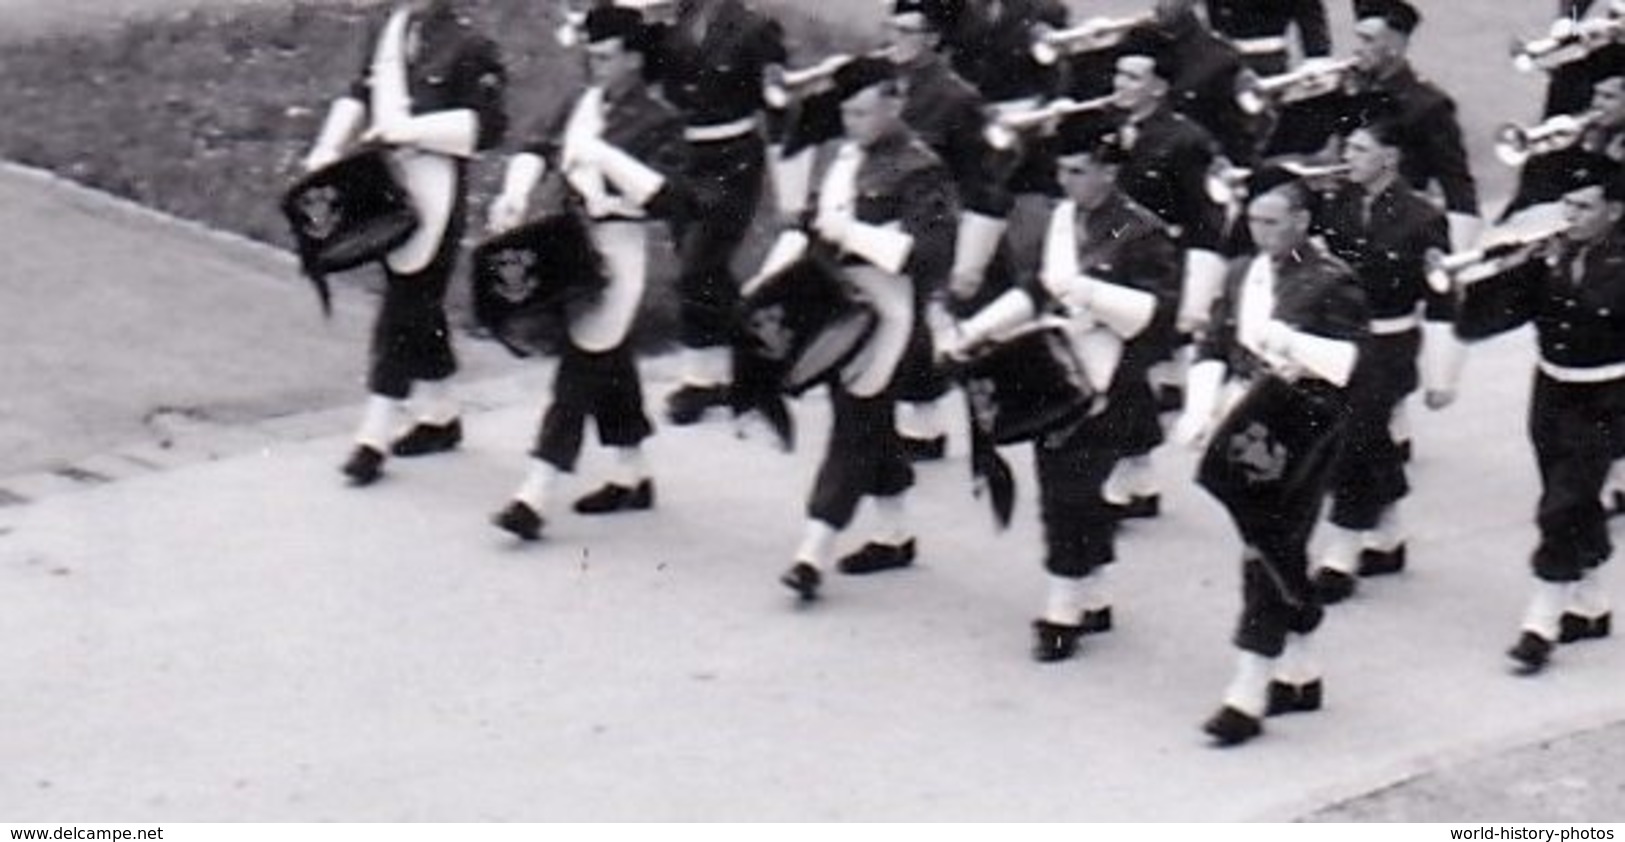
left=1232, top=35, right=1289, bottom=55
left=1370, top=312, right=1422, bottom=335
left=683, top=116, right=758, bottom=143
left=1539, top=359, right=1625, bottom=383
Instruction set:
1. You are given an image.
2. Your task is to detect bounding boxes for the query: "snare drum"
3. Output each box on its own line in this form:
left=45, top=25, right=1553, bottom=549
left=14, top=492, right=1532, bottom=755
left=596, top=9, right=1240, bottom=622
left=281, top=147, right=419, bottom=277
left=957, top=325, right=1095, bottom=446
left=740, top=256, right=878, bottom=395
left=470, top=213, right=605, bottom=357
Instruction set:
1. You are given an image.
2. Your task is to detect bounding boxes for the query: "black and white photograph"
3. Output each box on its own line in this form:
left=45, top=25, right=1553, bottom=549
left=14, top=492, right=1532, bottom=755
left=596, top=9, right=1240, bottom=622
left=3, top=0, right=1625, bottom=826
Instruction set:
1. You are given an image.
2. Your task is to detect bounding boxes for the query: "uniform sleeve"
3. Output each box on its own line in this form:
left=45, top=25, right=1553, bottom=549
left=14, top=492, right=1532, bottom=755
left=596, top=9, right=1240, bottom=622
left=754, top=14, right=789, bottom=69
left=943, top=96, right=1012, bottom=217
left=632, top=108, right=693, bottom=220
left=518, top=95, right=575, bottom=164
left=1195, top=258, right=1249, bottom=362
left=1414, top=207, right=1455, bottom=321
left=456, top=36, right=509, bottom=151
left=1293, top=0, right=1332, bottom=58
left=1174, top=135, right=1226, bottom=252
left=1417, top=97, right=1479, bottom=216
left=1455, top=260, right=1541, bottom=340
left=900, top=164, right=962, bottom=288
left=1121, top=227, right=1185, bottom=352
left=1312, top=271, right=1370, bottom=342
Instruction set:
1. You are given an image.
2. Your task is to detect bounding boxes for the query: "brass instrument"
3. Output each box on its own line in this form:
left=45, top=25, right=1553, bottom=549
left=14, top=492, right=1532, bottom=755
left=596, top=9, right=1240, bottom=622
left=1511, top=16, right=1624, bottom=73
left=555, top=0, right=678, bottom=46
left=1205, top=161, right=1351, bottom=207
left=1426, top=223, right=1571, bottom=293
left=1029, top=12, right=1155, bottom=66
left=983, top=94, right=1121, bottom=151
left=1494, top=111, right=1600, bottom=166
left=762, top=50, right=893, bottom=109
left=1235, top=57, right=1358, bottom=115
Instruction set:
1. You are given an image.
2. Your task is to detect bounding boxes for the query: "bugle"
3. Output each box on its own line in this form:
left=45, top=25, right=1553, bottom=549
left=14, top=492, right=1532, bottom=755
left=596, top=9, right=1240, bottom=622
left=1511, top=16, right=1624, bottom=73
left=763, top=50, right=891, bottom=109
left=1206, top=161, right=1351, bottom=207
left=983, top=94, right=1120, bottom=151
left=1426, top=223, right=1570, bottom=292
left=1235, top=57, right=1358, bottom=115
left=1494, top=111, right=1598, bottom=166
left=1030, top=12, right=1154, bottom=66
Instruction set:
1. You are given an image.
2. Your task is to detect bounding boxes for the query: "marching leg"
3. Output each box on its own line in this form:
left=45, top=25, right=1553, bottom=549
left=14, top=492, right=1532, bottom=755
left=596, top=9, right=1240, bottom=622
left=1311, top=523, right=1362, bottom=605
left=781, top=519, right=838, bottom=601
left=492, top=458, right=558, bottom=541
left=1268, top=632, right=1324, bottom=715
left=1204, top=650, right=1272, bottom=746
left=392, top=377, right=463, bottom=457
left=1562, top=567, right=1613, bottom=643
left=342, top=394, right=402, bottom=486
left=1509, top=580, right=1572, bottom=675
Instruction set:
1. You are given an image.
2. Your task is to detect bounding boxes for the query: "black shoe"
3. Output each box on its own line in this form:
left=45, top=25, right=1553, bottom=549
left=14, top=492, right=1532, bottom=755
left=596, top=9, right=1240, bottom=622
left=780, top=562, right=821, bottom=601
left=572, top=479, right=654, bottom=515
left=1031, top=619, right=1084, bottom=662
left=900, top=434, right=947, bottom=462
left=1357, top=545, right=1407, bottom=577
left=491, top=500, right=544, bottom=541
left=836, top=539, right=917, bottom=575
left=1080, top=606, right=1114, bottom=635
left=341, top=445, right=385, bottom=486
left=665, top=384, right=729, bottom=425
left=1559, top=612, right=1612, bottom=643
left=1108, top=494, right=1161, bottom=520
left=390, top=419, right=462, bottom=457
left=1266, top=679, right=1323, bottom=716
left=1202, top=706, right=1263, bottom=746
left=1312, top=568, right=1357, bottom=605
left=1507, top=631, right=1555, bottom=675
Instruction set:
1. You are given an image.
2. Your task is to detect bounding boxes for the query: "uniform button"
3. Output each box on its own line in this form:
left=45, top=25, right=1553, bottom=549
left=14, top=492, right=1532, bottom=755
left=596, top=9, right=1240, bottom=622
left=1560, top=322, right=1572, bottom=329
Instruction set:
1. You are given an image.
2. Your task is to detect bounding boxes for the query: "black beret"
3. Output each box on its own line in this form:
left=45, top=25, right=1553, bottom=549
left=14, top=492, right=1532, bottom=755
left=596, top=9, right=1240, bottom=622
left=1118, top=49, right=1178, bottom=84
left=1557, top=152, right=1625, bottom=202
left=833, top=55, right=898, bottom=101
left=891, top=0, right=960, bottom=32
left=1246, top=163, right=1304, bottom=201
left=584, top=6, right=648, bottom=49
left=1352, top=0, right=1421, bottom=35
left=1053, top=110, right=1128, bottom=164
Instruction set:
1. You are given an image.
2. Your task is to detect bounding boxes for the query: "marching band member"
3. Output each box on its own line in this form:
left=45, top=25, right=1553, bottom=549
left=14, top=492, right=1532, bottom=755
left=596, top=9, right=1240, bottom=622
left=1175, top=168, right=1367, bottom=746
left=1504, top=72, right=1625, bottom=222
left=646, top=0, right=788, bottom=428
left=301, top=0, right=507, bottom=486
left=484, top=6, right=688, bottom=541
left=1127, top=0, right=1257, bottom=167
left=1449, top=156, right=1624, bottom=675
left=776, top=58, right=959, bottom=599
left=1308, top=117, right=1457, bottom=603
left=1204, top=0, right=1331, bottom=76
left=1536, top=0, right=1625, bottom=120
left=945, top=0, right=1069, bottom=107
left=1102, top=50, right=1230, bottom=518
left=947, top=113, right=1181, bottom=662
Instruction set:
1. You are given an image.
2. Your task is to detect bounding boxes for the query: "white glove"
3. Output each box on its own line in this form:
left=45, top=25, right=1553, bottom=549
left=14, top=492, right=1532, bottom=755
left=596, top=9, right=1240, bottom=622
left=1054, top=274, right=1096, bottom=314
left=1172, top=411, right=1212, bottom=449
left=302, top=148, right=341, bottom=174
left=813, top=206, right=855, bottom=247
left=487, top=191, right=528, bottom=234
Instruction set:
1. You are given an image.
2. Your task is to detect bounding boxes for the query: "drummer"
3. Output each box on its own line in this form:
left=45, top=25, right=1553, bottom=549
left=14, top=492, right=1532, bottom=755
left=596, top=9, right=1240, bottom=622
left=482, top=5, right=688, bottom=541
left=775, top=57, right=959, bottom=601
left=946, top=112, right=1181, bottom=662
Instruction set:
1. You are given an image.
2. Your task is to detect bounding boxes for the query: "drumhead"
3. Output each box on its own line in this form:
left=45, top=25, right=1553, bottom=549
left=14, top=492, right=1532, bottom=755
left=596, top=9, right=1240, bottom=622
left=784, top=308, right=879, bottom=394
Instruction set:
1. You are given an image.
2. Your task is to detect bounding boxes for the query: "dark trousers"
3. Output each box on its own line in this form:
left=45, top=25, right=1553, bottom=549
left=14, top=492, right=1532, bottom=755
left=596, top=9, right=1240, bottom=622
left=1529, top=372, right=1625, bottom=581
left=1232, top=492, right=1327, bottom=657
left=368, top=228, right=462, bottom=399
left=673, top=133, right=765, bottom=350
left=1328, top=330, right=1420, bottom=530
left=891, top=320, right=951, bottom=404
left=1034, top=427, right=1119, bottom=577
left=532, top=342, right=653, bottom=473
left=808, top=384, right=914, bottom=529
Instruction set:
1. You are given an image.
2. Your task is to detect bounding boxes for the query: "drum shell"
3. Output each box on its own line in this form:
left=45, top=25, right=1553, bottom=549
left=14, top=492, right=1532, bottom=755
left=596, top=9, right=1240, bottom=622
left=1196, top=375, right=1348, bottom=515
left=470, top=213, right=606, bottom=357
left=281, top=148, right=419, bottom=275
left=740, top=257, right=878, bottom=396
left=959, top=327, right=1094, bottom=445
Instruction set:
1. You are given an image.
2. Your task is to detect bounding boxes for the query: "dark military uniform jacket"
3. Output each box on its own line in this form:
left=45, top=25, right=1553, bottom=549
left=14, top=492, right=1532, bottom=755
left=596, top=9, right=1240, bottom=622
left=947, top=0, right=1069, bottom=104
left=1116, top=104, right=1227, bottom=253
left=1504, top=123, right=1625, bottom=220
left=648, top=0, right=787, bottom=128
left=1316, top=180, right=1452, bottom=324
left=1204, top=0, right=1330, bottom=74
left=1457, top=231, right=1625, bottom=373
left=522, top=81, right=688, bottom=222
left=1199, top=241, right=1368, bottom=383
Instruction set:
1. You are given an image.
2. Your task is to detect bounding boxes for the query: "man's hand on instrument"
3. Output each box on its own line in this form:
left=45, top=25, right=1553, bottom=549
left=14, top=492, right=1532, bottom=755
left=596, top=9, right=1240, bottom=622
left=487, top=192, right=528, bottom=234
left=812, top=206, right=855, bottom=248
left=1171, top=410, right=1212, bottom=449
left=1424, top=387, right=1457, bottom=410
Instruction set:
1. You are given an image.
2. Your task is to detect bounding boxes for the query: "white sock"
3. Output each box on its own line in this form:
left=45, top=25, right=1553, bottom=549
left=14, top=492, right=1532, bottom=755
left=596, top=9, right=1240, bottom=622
left=1389, top=399, right=1412, bottom=449
left=897, top=398, right=947, bottom=440
left=1317, top=524, right=1363, bottom=575
left=1274, top=632, right=1321, bottom=686
left=1044, top=574, right=1089, bottom=626
left=795, top=519, right=839, bottom=570
left=870, top=494, right=912, bottom=547
left=355, top=394, right=403, bottom=451
left=1082, top=567, right=1111, bottom=612
left=682, top=347, right=731, bottom=388
left=1102, top=454, right=1156, bottom=505
left=1365, top=506, right=1405, bottom=553
left=606, top=446, right=649, bottom=488
left=1223, top=651, right=1274, bottom=718
left=1522, top=580, right=1573, bottom=640
left=514, top=458, right=559, bottom=513
left=1603, top=460, right=1625, bottom=498
left=411, top=378, right=458, bottom=426
left=1570, top=568, right=1612, bottom=621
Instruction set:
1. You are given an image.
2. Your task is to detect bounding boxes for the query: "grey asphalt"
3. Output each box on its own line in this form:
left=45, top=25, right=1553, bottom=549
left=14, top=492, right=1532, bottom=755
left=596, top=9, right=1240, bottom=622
left=2, top=161, right=1624, bottom=822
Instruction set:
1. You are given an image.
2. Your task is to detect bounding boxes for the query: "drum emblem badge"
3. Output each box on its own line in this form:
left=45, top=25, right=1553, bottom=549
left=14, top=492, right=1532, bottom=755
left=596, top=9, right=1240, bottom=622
left=296, top=186, right=343, bottom=241
left=491, top=249, right=539, bottom=304
left=747, top=304, right=794, bottom=361
left=1227, top=421, right=1288, bottom=484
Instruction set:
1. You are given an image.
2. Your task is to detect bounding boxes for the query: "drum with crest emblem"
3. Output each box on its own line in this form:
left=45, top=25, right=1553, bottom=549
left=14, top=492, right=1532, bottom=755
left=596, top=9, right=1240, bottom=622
left=469, top=212, right=606, bottom=357
left=954, top=323, right=1097, bottom=446
left=739, top=256, right=878, bottom=396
